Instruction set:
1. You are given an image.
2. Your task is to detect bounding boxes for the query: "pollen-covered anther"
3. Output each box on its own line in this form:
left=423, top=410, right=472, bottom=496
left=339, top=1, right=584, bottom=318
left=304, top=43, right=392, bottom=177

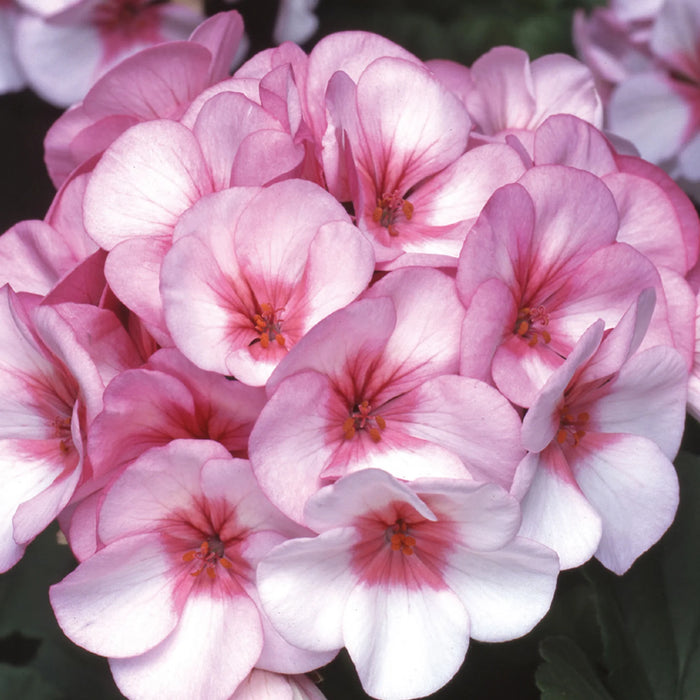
left=514, top=305, right=551, bottom=346
left=556, top=411, right=590, bottom=447
left=182, top=537, right=232, bottom=579
left=387, top=520, right=416, bottom=555
left=343, top=400, right=386, bottom=442
left=372, top=190, right=413, bottom=237
left=252, top=302, right=286, bottom=349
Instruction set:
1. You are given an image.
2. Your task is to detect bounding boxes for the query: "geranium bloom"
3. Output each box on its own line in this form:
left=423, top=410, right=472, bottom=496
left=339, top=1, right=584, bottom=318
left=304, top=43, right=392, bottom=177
left=13, top=0, right=204, bottom=108
left=250, top=267, right=525, bottom=524
left=514, top=292, right=687, bottom=573
left=575, top=0, right=700, bottom=194
left=50, top=439, right=332, bottom=700
left=0, top=287, right=141, bottom=571
left=457, top=164, right=664, bottom=407
left=258, top=468, right=559, bottom=700
left=43, top=10, right=244, bottom=187
left=82, top=89, right=304, bottom=342
left=160, top=179, right=374, bottom=386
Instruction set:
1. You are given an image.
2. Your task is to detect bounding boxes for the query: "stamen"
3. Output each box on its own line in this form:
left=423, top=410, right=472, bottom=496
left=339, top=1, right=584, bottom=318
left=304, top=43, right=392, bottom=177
left=514, top=305, right=551, bottom=346
left=386, top=519, right=416, bottom=556
left=556, top=409, right=590, bottom=447
left=251, top=303, right=286, bottom=349
left=374, top=190, right=413, bottom=237
left=343, top=400, right=387, bottom=442
left=182, top=536, right=232, bottom=579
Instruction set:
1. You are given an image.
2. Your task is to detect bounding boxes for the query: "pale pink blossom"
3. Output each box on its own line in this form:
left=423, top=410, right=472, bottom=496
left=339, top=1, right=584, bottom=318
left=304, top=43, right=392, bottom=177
left=514, top=292, right=687, bottom=573
left=258, top=468, right=559, bottom=700
left=44, top=10, right=244, bottom=187
left=325, top=54, right=531, bottom=267
left=13, top=0, right=204, bottom=108
left=457, top=164, right=665, bottom=407
left=50, top=439, right=332, bottom=700
left=160, top=180, right=374, bottom=386
left=429, top=46, right=602, bottom=152
left=250, top=267, right=524, bottom=524
left=0, top=287, right=141, bottom=571
left=82, top=94, right=304, bottom=342
left=575, top=0, right=700, bottom=193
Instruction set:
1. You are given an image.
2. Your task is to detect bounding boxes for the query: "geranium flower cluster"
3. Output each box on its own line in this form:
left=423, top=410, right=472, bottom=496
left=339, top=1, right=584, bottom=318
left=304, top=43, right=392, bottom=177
left=0, top=9, right=697, bottom=700
left=574, top=0, right=700, bottom=197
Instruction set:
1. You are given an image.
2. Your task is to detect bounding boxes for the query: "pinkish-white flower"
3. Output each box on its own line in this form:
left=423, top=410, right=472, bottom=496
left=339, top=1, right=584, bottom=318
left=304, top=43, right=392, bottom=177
left=250, top=267, right=525, bottom=524
left=514, top=292, right=687, bottom=573
left=258, top=468, right=559, bottom=700
left=160, top=179, right=374, bottom=386
left=50, top=439, right=332, bottom=700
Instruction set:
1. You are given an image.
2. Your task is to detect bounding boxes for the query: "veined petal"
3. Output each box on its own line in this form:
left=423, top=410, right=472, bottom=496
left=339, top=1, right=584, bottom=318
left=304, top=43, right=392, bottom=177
left=441, top=536, right=558, bottom=642
left=587, top=346, right=687, bottom=459
left=572, top=432, right=679, bottom=574
left=110, top=583, right=263, bottom=700
left=50, top=533, right=180, bottom=657
left=517, top=447, right=603, bottom=570
left=343, top=583, right=469, bottom=700
left=257, top=528, right=356, bottom=652
left=83, top=119, right=213, bottom=249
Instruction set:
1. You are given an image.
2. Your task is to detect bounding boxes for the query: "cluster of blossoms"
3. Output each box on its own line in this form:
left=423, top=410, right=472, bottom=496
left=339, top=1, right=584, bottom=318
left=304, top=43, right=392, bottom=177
left=1, top=8, right=698, bottom=700
left=575, top=0, right=700, bottom=197
left=0, top=0, right=319, bottom=106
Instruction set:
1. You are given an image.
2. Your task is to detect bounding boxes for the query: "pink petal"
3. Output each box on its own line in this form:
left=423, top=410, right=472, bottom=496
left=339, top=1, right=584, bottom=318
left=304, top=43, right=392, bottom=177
left=517, top=448, right=603, bottom=570
left=257, top=528, right=356, bottom=652
left=389, top=375, right=524, bottom=489
left=50, top=533, right=180, bottom=657
left=441, top=535, right=558, bottom=642
left=588, top=346, right=687, bottom=459
left=572, top=432, right=679, bottom=574
left=110, top=585, right=263, bottom=700
left=343, top=583, right=469, bottom=700
left=608, top=73, right=690, bottom=163
left=83, top=120, right=213, bottom=250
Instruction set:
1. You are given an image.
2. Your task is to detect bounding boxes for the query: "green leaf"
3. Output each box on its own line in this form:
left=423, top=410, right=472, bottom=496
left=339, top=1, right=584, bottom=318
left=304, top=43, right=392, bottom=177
left=0, top=663, right=62, bottom=700
left=536, top=636, right=614, bottom=700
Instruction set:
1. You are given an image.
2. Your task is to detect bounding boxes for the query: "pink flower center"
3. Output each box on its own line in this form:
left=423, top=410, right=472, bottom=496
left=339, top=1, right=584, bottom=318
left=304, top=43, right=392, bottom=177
left=514, top=305, right=551, bottom=347
left=372, top=190, right=414, bottom=237
left=182, top=536, right=234, bottom=580
left=342, top=400, right=386, bottom=442
left=387, top=519, right=416, bottom=556
left=252, top=303, right=286, bottom=349
left=556, top=409, right=589, bottom=447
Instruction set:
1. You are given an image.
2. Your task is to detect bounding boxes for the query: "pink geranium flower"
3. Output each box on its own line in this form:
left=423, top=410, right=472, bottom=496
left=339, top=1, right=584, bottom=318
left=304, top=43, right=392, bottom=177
left=575, top=0, right=700, bottom=193
left=44, top=10, right=244, bottom=187
left=514, top=291, right=687, bottom=573
left=457, top=164, right=664, bottom=407
left=13, top=0, right=204, bottom=108
left=160, top=179, right=374, bottom=386
left=82, top=88, right=304, bottom=342
left=258, top=468, right=559, bottom=700
left=50, top=439, right=332, bottom=700
left=0, top=287, right=141, bottom=571
left=250, top=267, right=525, bottom=524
